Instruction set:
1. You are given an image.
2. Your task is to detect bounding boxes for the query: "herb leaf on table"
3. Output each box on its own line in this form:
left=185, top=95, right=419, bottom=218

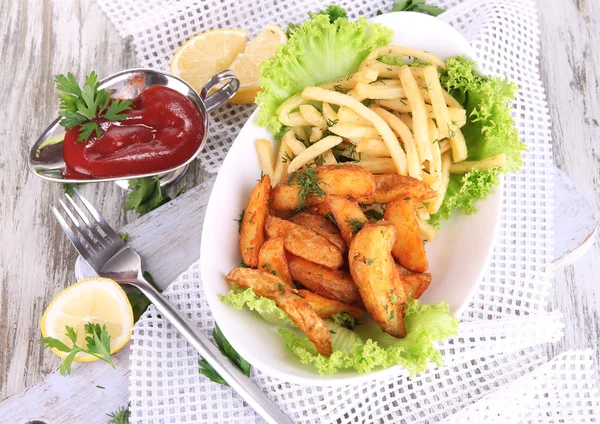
left=198, top=324, right=251, bottom=385
left=380, top=0, right=445, bottom=16
left=107, top=402, right=131, bottom=424
left=125, top=177, right=172, bottom=216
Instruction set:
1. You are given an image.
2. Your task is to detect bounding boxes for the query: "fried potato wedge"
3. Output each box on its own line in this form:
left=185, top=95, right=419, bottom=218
left=395, top=263, right=431, bottom=299
left=271, top=164, right=375, bottom=210
left=287, top=253, right=361, bottom=304
left=258, top=238, right=293, bottom=287
left=239, top=175, right=271, bottom=267
left=265, top=216, right=343, bottom=269
left=226, top=268, right=332, bottom=356
left=356, top=174, right=437, bottom=205
left=297, top=290, right=364, bottom=319
left=326, top=195, right=368, bottom=247
left=290, top=212, right=346, bottom=253
left=384, top=198, right=428, bottom=273
left=349, top=223, right=406, bottom=338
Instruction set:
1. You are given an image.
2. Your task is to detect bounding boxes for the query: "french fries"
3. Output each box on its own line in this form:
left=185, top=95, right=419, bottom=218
left=290, top=212, right=347, bottom=252
left=349, top=223, right=407, bottom=338
left=258, top=238, right=293, bottom=287
left=449, top=154, right=508, bottom=174
left=360, top=45, right=447, bottom=70
left=299, top=104, right=327, bottom=129
left=384, top=198, right=428, bottom=273
left=270, top=164, right=375, bottom=211
left=355, top=138, right=390, bottom=157
left=400, top=65, right=431, bottom=164
left=265, top=215, right=343, bottom=269
left=287, top=135, right=343, bottom=173
left=287, top=253, right=361, bottom=304
left=357, top=174, right=437, bottom=205
left=298, top=290, right=364, bottom=319
left=326, top=195, right=368, bottom=246
left=226, top=268, right=333, bottom=356
left=239, top=175, right=271, bottom=267
left=354, top=158, right=397, bottom=174
left=255, top=138, right=274, bottom=180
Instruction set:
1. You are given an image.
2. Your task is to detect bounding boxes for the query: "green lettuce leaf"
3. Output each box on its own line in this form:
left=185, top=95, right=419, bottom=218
left=430, top=57, right=527, bottom=226
left=219, top=286, right=293, bottom=327
left=280, top=298, right=458, bottom=375
left=256, top=14, right=393, bottom=133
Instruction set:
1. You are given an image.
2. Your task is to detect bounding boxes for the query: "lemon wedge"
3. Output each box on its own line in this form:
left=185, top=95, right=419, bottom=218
left=229, top=24, right=287, bottom=104
left=170, top=29, right=247, bottom=94
left=40, top=277, right=134, bottom=362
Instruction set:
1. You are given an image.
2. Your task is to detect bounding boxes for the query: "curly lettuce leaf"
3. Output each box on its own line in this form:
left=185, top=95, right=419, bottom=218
left=257, top=14, right=393, bottom=133
left=279, top=298, right=458, bottom=375
left=219, top=286, right=293, bottom=327
left=429, top=57, right=527, bottom=226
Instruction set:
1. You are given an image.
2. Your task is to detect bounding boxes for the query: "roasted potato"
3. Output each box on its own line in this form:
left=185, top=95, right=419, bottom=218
left=287, top=253, right=361, bottom=304
left=349, top=223, right=406, bottom=338
left=226, top=268, right=332, bottom=356
left=239, top=175, right=271, bottom=267
left=326, top=195, right=368, bottom=246
left=356, top=174, right=437, bottom=205
left=258, top=238, right=293, bottom=287
left=289, top=212, right=346, bottom=252
left=384, top=198, right=428, bottom=273
left=297, top=290, right=364, bottom=319
left=271, top=164, right=376, bottom=210
left=265, top=215, right=343, bottom=269
left=396, top=263, right=431, bottom=299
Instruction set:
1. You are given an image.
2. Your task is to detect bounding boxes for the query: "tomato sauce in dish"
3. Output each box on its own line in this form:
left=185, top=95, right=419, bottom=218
left=63, top=86, right=204, bottom=178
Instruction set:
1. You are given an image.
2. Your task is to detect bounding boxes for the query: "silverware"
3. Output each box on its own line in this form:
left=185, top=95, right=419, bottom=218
left=51, top=189, right=292, bottom=424
left=29, top=68, right=239, bottom=185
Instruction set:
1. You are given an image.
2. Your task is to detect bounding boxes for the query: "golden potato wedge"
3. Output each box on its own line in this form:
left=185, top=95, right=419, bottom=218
left=289, top=212, right=346, bottom=253
left=297, top=290, right=364, bottom=319
left=265, top=215, right=343, bottom=269
left=270, top=164, right=375, bottom=210
left=239, top=175, right=271, bottom=267
left=349, top=223, right=406, bottom=338
left=258, top=238, right=293, bottom=287
left=384, top=198, right=428, bottom=273
left=326, top=195, right=368, bottom=247
left=356, top=174, right=437, bottom=205
left=287, top=253, right=361, bottom=304
left=395, top=263, right=431, bottom=299
left=226, top=268, right=332, bottom=356
left=307, top=201, right=331, bottom=217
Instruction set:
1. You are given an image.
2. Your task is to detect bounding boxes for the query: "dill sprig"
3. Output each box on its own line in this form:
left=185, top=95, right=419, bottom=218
left=286, top=167, right=328, bottom=208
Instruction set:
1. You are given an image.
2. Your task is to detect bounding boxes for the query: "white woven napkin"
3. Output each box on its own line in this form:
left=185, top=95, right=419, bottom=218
left=91, top=0, right=600, bottom=421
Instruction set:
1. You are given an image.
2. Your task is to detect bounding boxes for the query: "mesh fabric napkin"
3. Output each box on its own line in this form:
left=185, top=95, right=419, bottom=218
left=92, top=0, right=600, bottom=421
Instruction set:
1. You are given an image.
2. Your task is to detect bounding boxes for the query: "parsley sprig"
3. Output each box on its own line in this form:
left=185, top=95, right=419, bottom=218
left=55, top=71, right=132, bottom=142
left=38, top=323, right=115, bottom=376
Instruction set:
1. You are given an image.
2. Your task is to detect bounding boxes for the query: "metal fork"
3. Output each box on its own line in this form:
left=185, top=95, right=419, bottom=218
left=51, top=189, right=292, bottom=424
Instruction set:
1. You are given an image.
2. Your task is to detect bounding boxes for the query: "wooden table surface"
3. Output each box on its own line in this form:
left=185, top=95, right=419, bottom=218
left=1, top=0, right=599, bottom=410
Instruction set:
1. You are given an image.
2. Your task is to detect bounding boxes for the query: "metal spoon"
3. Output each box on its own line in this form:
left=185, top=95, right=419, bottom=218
left=28, top=68, right=239, bottom=186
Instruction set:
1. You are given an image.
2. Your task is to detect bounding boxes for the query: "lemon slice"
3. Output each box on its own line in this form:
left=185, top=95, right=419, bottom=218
left=40, top=277, right=134, bottom=362
left=229, top=24, right=287, bottom=104
left=170, top=29, right=247, bottom=94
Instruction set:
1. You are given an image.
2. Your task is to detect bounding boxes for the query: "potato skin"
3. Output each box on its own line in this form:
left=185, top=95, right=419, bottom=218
left=384, top=198, right=428, bottom=273
left=349, top=223, right=406, bottom=338
left=226, top=268, right=332, bottom=356
left=326, top=195, right=368, bottom=247
left=239, top=175, right=271, bottom=267
left=265, top=215, right=343, bottom=269
left=356, top=174, right=437, bottom=205
left=258, top=238, right=293, bottom=287
left=297, top=290, right=364, bottom=319
left=396, top=263, right=431, bottom=299
left=290, top=212, right=346, bottom=252
left=271, top=164, right=376, bottom=210
left=287, top=253, right=361, bottom=304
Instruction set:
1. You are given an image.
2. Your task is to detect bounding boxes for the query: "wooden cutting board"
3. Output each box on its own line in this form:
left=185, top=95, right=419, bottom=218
left=0, top=167, right=597, bottom=424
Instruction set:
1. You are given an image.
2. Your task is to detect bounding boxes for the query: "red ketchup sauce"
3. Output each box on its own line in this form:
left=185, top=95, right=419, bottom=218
left=63, top=86, right=204, bottom=178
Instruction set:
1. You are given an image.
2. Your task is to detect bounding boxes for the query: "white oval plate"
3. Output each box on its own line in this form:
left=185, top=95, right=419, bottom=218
left=200, top=11, right=502, bottom=386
